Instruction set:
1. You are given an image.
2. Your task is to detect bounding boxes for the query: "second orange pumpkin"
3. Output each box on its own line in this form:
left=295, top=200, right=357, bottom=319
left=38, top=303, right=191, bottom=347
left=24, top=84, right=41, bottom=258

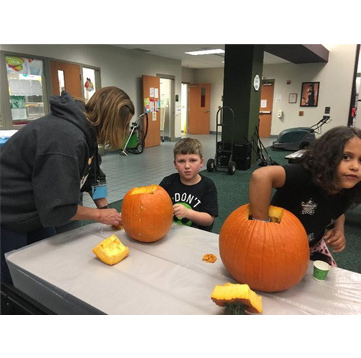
left=122, top=185, right=173, bottom=243
left=219, top=204, right=310, bottom=292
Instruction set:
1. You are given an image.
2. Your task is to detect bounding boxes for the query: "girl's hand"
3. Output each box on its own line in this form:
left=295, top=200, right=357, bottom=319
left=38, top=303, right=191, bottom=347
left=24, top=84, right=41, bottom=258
left=99, top=208, right=122, bottom=227
left=323, top=228, right=346, bottom=253
left=173, top=204, right=188, bottom=219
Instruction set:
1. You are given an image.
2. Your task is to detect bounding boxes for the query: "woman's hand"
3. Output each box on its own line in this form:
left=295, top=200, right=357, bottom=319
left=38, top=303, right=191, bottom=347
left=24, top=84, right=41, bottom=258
left=98, top=208, right=122, bottom=227
left=71, top=205, right=121, bottom=227
left=323, top=228, right=346, bottom=253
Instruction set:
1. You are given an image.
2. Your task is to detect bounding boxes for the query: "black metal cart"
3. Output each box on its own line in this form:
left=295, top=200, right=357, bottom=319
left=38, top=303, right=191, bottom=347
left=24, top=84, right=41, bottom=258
left=206, top=106, right=236, bottom=175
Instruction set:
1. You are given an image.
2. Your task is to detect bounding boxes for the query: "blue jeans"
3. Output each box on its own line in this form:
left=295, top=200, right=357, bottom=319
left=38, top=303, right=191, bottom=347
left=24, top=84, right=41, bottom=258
left=1, top=226, right=57, bottom=284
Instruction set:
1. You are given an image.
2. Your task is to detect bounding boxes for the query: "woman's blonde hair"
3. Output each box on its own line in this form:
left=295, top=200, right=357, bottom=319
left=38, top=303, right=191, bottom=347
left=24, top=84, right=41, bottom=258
left=84, top=86, right=135, bottom=150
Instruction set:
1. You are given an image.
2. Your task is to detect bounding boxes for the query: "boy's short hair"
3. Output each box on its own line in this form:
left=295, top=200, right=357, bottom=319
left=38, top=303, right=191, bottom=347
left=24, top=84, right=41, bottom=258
left=173, top=138, right=203, bottom=159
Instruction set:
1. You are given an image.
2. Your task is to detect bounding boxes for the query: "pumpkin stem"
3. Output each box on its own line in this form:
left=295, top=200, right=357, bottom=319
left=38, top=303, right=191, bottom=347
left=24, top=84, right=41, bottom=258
left=225, top=303, right=247, bottom=315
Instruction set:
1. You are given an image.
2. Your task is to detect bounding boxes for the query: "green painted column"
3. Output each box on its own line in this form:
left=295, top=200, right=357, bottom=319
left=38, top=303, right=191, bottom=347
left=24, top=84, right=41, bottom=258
left=221, top=45, right=264, bottom=162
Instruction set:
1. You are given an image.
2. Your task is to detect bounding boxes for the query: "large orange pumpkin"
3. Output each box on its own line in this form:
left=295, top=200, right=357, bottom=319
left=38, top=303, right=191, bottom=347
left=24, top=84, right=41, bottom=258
left=122, top=185, right=173, bottom=243
left=219, top=204, right=309, bottom=292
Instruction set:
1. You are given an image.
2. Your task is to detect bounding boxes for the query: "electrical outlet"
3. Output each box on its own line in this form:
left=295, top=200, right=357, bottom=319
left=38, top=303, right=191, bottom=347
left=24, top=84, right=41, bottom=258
left=299, top=111, right=304, bottom=116
left=325, top=107, right=330, bottom=114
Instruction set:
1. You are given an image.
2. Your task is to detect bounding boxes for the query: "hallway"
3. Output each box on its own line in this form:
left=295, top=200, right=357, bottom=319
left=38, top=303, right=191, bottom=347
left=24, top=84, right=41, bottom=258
left=83, top=134, right=275, bottom=207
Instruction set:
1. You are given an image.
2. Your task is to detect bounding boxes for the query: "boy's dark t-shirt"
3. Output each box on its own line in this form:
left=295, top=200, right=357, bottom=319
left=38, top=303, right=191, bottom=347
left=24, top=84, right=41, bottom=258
left=159, top=173, right=218, bottom=232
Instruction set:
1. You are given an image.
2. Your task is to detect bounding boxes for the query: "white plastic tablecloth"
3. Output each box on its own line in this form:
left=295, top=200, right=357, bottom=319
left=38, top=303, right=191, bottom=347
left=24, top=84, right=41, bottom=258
left=6, top=223, right=361, bottom=315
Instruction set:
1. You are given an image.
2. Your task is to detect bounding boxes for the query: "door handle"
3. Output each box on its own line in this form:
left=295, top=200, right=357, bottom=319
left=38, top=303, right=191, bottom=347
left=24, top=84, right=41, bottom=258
left=205, top=110, right=210, bottom=113
left=259, top=111, right=271, bottom=114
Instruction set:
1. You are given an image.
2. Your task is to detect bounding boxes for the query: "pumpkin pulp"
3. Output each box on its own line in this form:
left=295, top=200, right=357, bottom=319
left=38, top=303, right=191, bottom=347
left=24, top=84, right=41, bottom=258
left=129, top=185, right=158, bottom=195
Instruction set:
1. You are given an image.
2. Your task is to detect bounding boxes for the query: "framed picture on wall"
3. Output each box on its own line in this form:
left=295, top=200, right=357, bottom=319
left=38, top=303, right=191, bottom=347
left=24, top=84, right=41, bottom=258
left=300, top=82, right=320, bottom=107
left=289, top=93, right=297, bottom=103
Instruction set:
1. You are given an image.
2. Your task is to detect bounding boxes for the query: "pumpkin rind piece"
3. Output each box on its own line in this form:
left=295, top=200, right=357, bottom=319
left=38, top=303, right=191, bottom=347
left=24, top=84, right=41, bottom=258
left=93, top=234, right=129, bottom=266
left=219, top=204, right=310, bottom=293
left=211, top=282, right=263, bottom=313
left=121, top=185, right=173, bottom=243
left=202, top=253, right=217, bottom=263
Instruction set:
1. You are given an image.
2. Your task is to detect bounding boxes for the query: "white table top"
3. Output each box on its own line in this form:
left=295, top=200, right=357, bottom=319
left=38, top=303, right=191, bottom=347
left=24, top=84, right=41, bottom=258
left=6, top=223, right=361, bottom=315
left=0, top=130, right=18, bottom=138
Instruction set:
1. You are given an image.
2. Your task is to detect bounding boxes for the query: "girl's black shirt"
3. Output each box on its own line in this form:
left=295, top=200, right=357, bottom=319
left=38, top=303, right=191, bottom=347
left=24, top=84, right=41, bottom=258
left=271, top=164, right=350, bottom=247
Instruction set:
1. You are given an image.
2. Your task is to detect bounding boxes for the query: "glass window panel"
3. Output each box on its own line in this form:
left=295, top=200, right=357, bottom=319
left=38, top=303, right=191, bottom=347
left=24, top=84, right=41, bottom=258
left=6, top=56, right=45, bottom=125
left=0, top=90, right=3, bottom=127
left=201, top=87, right=206, bottom=107
left=58, top=70, right=65, bottom=94
left=82, top=67, right=96, bottom=102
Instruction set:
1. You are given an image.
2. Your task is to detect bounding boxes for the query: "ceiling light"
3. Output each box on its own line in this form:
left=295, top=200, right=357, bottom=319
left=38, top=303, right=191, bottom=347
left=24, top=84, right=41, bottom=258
left=185, top=49, right=225, bottom=56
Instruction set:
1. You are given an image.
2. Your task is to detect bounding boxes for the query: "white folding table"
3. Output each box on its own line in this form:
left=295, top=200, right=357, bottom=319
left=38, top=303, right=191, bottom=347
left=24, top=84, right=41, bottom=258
left=6, top=223, right=361, bottom=315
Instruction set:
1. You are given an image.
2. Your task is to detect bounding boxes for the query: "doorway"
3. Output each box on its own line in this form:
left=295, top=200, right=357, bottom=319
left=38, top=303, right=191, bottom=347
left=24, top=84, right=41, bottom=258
left=50, top=60, right=82, bottom=97
left=158, top=75, right=175, bottom=142
left=82, top=67, right=97, bottom=102
left=188, top=83, right=211, bottom=134
left=181, top=83, right=189, bottom=134
left=142, top=74, right=160, bottom=148
left=258, top=80, right=275, bottom=138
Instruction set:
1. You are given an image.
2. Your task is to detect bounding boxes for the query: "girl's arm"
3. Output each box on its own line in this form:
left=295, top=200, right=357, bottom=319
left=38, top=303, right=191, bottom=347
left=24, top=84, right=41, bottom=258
left=333, top=214, right=345, bottom=232
left=323, top=214, right=346, bottom=253
left=249, top=166, right=286, bottom=220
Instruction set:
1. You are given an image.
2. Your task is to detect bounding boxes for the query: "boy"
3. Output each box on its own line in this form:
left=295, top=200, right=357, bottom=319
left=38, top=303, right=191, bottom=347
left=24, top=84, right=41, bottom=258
left=159, top=138, right=218, bottom=231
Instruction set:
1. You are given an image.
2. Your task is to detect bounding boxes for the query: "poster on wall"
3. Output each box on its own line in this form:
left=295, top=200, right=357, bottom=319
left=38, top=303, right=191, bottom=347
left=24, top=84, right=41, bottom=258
left=6, top=56, right=43, bottom=76
left=5, top=56, right=45, bottom=123
left=84, top=78, right=94, bottom=92
left=10, top=95, right=27, bottom=120
left=82, top=68, right=97, bottom=101
left=144, top=98, right=150, bottom=113
left=300, top=82, right=320, bottom=107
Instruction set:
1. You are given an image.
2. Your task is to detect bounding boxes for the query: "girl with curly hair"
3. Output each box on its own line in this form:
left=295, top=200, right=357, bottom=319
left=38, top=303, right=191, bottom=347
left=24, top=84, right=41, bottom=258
left=249, top=126, right=361, bottom=266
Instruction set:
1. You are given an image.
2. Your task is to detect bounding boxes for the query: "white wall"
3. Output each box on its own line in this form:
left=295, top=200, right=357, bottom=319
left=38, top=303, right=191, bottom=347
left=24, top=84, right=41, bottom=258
left=263, top=44, right=357, bottom=136
left=181, top=67, right=195, bottom=84
left=186, top=44, right=358, bottom=137
left=0, top=44, right=183, bottom=135
left=1, top=44, right=358, bottom=139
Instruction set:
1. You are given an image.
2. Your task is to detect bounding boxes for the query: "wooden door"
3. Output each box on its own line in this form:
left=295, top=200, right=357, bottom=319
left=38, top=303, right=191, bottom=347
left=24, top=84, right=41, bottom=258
left=188, top=83, right=211, bottom=134
left=258, top=81, right=274, bottom=137
left=142, top=75, right=160, bottom=147
left=50, top=60, right=82, bottom=97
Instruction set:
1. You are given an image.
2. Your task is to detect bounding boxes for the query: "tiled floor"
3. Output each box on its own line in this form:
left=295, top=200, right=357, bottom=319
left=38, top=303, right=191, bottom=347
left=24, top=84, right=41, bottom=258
left=83, top=134, right=275, bottom=207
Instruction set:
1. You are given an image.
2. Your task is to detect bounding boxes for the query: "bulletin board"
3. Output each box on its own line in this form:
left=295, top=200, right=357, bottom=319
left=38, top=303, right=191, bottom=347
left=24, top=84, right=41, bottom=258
left=142, top=75, right=160, bottom=147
